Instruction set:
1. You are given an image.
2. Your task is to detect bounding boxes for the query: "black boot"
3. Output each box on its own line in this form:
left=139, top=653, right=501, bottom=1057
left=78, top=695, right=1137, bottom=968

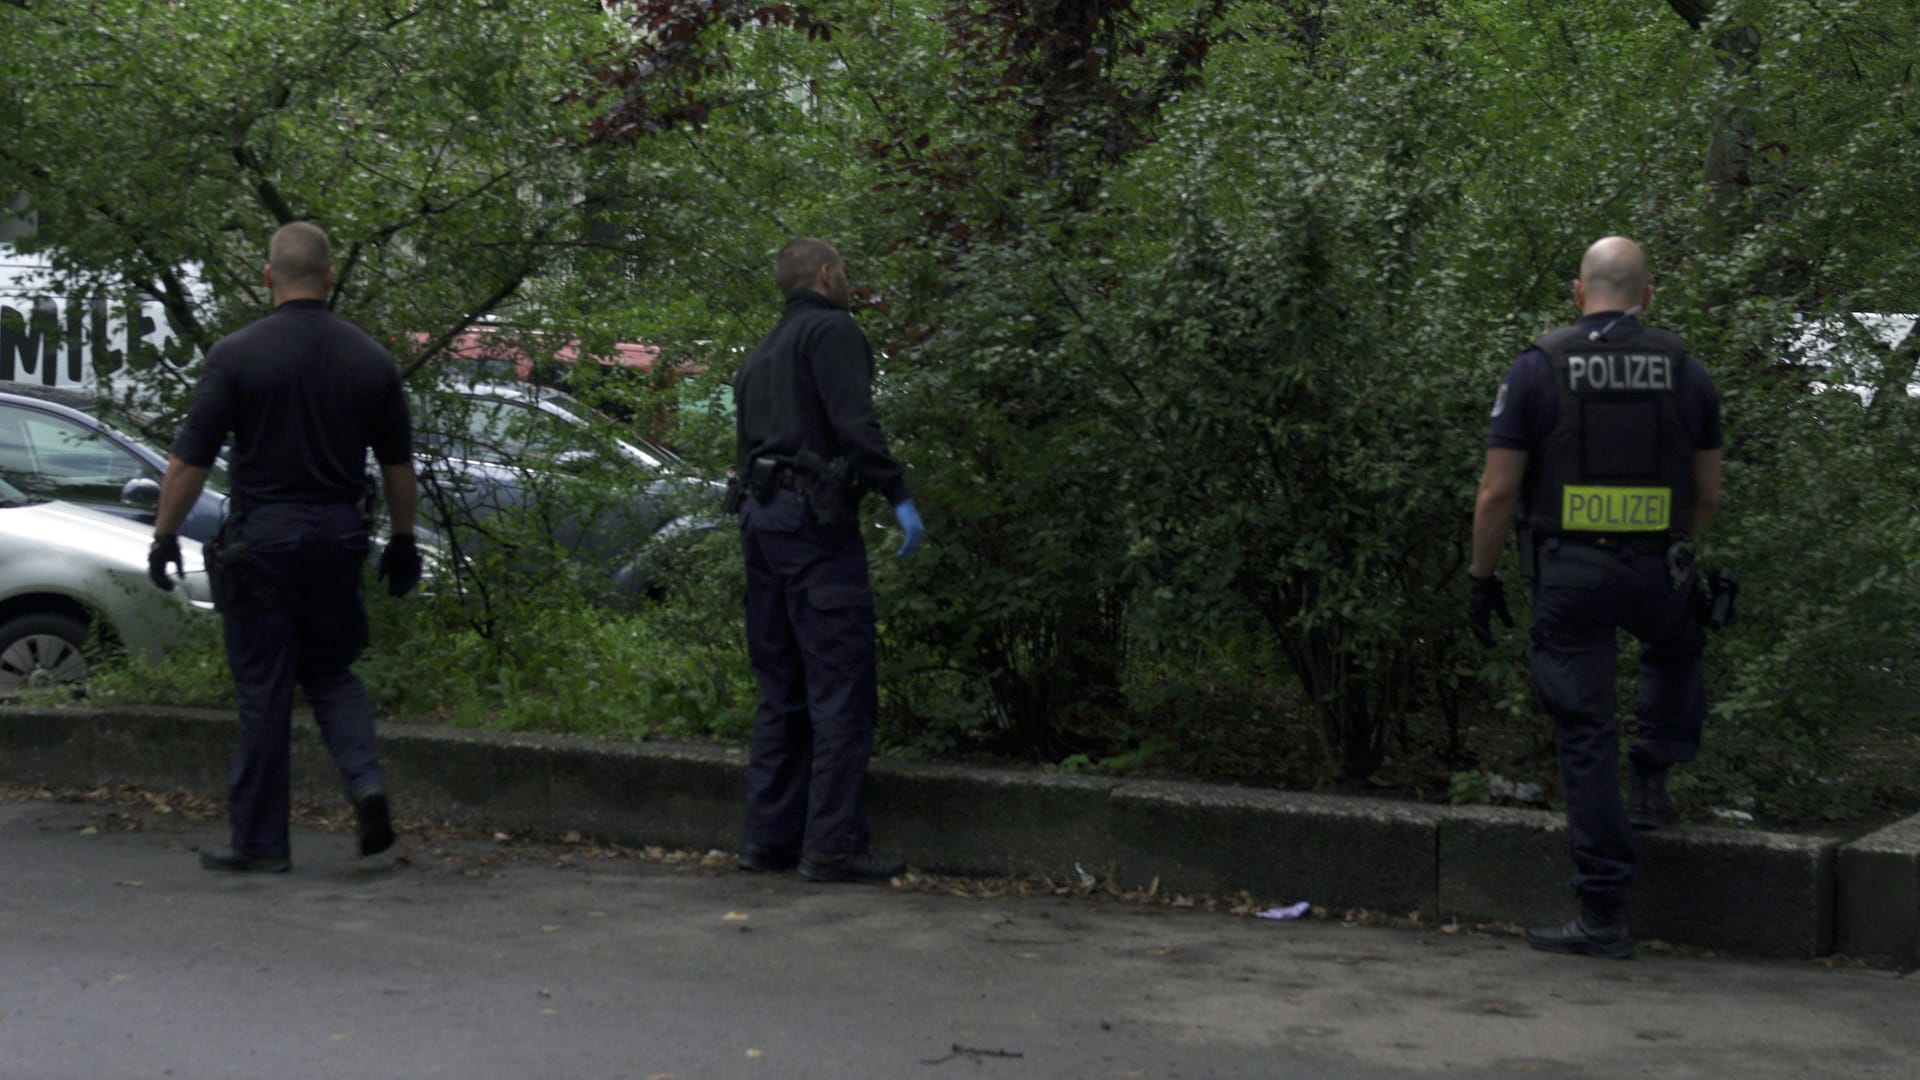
left=352, top=786, right=396, bottom=857
left=737, top=843, right=799, bottom=873
left=1628, top=766, right=1679, bottom=831
left=797, top=851, right=906, bottom=884
left=199, top=845, right=292, bottom=873
left=1527, top=897, right=1634, bottom=959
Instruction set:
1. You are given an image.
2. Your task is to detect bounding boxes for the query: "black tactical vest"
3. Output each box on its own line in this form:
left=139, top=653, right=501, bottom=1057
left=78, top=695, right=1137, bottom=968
left=1523, top=324, right=1695, bottom=539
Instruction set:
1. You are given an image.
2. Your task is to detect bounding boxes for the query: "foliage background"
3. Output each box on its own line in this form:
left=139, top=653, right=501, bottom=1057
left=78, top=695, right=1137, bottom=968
left=5, top=0, right=1916, bottom=825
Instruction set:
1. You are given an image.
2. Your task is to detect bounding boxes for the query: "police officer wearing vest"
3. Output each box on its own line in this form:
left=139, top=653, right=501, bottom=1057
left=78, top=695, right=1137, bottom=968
left=731, top=237, right=926, bottom=884
left=1468, top=236, right=1723, bottom=958
left=148, top=221, right=422, bottom=873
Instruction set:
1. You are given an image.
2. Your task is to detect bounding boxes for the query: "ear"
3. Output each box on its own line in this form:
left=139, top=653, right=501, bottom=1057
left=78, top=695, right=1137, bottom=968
left=263, top=264, right=276, bottom=290
left=1640, top=284, right=1654, bottom=311
left=1572, top=278, right=1586, bottom=309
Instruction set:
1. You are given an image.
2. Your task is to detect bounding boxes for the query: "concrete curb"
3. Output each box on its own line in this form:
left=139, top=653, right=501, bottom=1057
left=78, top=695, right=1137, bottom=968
left=3, top=705, right=1904, bottom=962
left=1837, top=812, right=1920, bottom=968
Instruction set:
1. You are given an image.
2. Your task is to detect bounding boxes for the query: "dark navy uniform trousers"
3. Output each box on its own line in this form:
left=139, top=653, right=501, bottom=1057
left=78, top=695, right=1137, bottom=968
left=223, top=501, right=385, bottom=859
left=739, top=490, right=878, bottom=858
left=1529, top=538, right=1706, bottom=904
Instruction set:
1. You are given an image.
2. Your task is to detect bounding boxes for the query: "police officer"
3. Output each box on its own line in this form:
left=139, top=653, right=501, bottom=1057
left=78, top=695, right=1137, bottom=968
left=148, top=221, right=422, bottom=873
left=731, top=237, right=926, bottom=884
left=1468, top=236, right=1723, bottom=958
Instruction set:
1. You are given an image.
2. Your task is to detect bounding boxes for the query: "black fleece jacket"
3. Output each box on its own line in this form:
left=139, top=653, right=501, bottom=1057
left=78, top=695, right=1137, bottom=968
left=732, top=291, right=908, bottom=506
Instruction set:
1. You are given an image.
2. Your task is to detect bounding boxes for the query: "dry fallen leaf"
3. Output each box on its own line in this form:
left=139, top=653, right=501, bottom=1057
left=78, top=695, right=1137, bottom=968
left=722, top=911, right=750, bottom=922
left=745, top=1049, right=763, bottom=1060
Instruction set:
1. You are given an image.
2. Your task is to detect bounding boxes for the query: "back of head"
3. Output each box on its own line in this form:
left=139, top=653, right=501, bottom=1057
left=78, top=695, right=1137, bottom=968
left=775, top=237, right=841, bottom=296
left=1578, top=236, right=1651, bottom=311
left=269, top=222, right=332, bottom=297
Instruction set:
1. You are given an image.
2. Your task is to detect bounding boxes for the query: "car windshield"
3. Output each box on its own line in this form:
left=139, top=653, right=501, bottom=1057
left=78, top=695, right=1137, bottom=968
left=0, top=390, right=230, bottom=493
left=0, top=474, right=39, bottom=507
left=428, top=387, right=687, bottom=474
left=433, top=398, right=588, bottom=466
left=536, top=389, right=685, bottom=469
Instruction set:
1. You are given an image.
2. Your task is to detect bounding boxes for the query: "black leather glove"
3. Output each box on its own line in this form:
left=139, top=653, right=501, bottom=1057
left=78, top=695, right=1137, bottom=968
left=1467, top=573, right=1513, bottom=647
left=377, top=533, right=422, bottom=598
left=148, top=534, right=183, bottom=591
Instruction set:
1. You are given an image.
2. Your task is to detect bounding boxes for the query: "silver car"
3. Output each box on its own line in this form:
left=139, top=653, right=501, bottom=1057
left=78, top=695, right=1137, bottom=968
left=0, top=476, right=214, bottom=691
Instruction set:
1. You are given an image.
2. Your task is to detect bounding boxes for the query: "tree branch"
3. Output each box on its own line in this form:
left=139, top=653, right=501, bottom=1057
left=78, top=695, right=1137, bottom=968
left=1667, top=0, right=1711, bottom=30
left=232, top=144, right=299, bottom=224
left=399, top=262, right=538, bottom=381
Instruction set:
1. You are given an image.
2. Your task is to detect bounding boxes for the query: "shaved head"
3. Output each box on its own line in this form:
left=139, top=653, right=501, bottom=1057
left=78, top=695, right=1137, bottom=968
left=775, top=236, right=852, bottom=308
left=1577, top=236, right=1651, bottom=310
left=268, top=222, right=332, bottom=297
left=776, top=237, right=842, bottom=295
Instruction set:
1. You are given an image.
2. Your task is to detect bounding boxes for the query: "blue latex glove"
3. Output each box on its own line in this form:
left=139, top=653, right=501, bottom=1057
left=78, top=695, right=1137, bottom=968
left=891, top=499, right=926, bottom=559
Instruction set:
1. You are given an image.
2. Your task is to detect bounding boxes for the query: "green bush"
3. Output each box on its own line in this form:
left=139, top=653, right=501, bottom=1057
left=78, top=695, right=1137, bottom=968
left=88, top=615, right=231, bottom=709
left=1687, top=361, right=1920, bottom=822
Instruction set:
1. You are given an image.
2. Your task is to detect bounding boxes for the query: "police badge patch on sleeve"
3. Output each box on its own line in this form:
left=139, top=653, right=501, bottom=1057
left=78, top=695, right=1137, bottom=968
left=1491, top=381, right=1509, bottom=418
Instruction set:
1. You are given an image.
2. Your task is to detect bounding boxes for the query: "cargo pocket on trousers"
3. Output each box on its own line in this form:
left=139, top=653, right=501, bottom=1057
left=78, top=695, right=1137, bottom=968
left=798, top=585, right=876, bottom=673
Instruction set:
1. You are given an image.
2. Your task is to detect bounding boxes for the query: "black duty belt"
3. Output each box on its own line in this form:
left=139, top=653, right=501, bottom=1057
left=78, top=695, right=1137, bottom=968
left=1558, top=534, right=1669, bottom=555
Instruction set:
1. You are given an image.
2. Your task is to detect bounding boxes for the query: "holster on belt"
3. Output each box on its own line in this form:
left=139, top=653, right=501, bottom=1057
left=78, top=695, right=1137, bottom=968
left=1693, top=567, right=1739, bottom=630
left=748, top=455, right=785, bottom=504
left=740, top=452, right=861, bottom=524
left=201, top=502, right=284, bottom=614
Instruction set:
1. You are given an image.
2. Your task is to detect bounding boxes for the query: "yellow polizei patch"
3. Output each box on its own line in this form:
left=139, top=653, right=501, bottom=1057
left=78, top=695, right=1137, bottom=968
left=1561, top=486, right=1672, bottom=532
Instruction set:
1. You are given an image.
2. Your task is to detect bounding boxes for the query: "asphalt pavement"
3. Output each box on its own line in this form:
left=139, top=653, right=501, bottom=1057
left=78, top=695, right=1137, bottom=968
left=2, top=788, right=1915, bottom=1080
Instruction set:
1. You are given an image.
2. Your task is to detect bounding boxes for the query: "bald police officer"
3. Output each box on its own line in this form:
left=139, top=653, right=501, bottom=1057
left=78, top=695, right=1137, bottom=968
left=149, top=222, right=421, bottom=873
left=731, top=238, right=925, bottom=884
left=1468, top=236, right=1724, bottom=958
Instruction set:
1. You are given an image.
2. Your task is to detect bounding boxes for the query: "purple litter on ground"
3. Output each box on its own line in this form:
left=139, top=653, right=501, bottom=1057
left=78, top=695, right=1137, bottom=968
left=1256, top=901, right=1311, bottom=921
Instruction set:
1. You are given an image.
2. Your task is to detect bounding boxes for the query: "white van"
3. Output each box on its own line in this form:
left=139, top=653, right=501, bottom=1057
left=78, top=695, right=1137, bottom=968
left=0, top=247, right=195, bottom=395
left=1790, top=312, right=1917, bottom=404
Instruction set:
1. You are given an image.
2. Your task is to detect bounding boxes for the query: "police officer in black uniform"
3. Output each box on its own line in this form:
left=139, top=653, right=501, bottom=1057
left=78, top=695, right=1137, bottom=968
left=148, top=222, right=422, bottom=873
left=731, top=237, right=925, bottom=884
left=1468, top=236, right=1723, bottom=958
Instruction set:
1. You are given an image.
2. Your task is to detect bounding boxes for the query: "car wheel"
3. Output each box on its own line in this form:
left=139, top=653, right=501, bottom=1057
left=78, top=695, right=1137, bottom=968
left=0, top=613, right=92, bottom=690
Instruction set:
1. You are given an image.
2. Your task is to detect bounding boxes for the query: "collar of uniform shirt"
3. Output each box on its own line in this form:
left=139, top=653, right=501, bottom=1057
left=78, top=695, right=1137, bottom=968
left=782, top=290, right=845, bottom=314
left=1578, top=309, right=1640, bottom=343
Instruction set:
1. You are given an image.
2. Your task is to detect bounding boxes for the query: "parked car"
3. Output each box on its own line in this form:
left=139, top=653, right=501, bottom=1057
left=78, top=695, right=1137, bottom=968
left=413, top=382, right=724, bottom=602
left=0, top=476, right=214, bottom=691
left=0, top=386, right=228, bottom=543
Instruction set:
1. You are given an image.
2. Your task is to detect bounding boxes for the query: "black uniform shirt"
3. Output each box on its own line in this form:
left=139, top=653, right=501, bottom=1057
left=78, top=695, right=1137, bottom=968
left=1487, top=312, right=1723, bottom=453
left=733, top=291, right=909, bottom=506
left=171, top=300, right=412, bottom=504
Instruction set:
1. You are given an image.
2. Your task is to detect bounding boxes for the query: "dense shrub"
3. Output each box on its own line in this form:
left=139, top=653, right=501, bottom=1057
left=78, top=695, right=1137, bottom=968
left=39, top=0, right=1920, bottom=823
